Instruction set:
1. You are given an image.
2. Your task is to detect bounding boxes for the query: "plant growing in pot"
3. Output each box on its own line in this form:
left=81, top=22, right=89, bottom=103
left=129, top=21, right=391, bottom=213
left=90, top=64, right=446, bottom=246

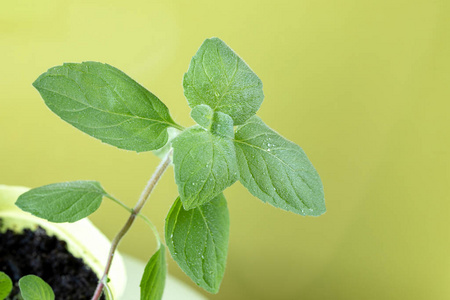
left=0, top=185, right=126, bottom=300
left=0, top=37, right=325, bottom=299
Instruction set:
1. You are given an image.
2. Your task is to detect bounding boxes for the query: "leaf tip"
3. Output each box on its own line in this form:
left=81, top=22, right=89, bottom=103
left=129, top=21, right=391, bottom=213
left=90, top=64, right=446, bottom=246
left=303, top=196, right=326, bottom=217
left=312, top=205, right=327, bottom=217
left=206, top=36, right=222, bottom=43
left=15, top=194, right=26, bottom=210
left=181, top=200, right=195, bottom=211
left=32, top=72, right=46, bottom=90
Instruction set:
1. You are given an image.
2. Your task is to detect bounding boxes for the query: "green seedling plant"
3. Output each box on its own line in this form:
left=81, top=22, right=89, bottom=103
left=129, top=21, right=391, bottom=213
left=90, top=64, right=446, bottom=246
left=2, top=37, right=326, bottom=300
left=1, top=271, right=55, bottom=300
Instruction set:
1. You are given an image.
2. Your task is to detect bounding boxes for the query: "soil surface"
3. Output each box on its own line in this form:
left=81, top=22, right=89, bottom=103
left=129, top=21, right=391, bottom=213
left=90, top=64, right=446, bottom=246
left=0, top=226, right=105, bottom=300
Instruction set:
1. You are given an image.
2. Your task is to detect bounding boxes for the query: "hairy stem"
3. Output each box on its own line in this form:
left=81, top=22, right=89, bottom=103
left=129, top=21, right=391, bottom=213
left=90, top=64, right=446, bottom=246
left=91, top=149, right=173, bottom=300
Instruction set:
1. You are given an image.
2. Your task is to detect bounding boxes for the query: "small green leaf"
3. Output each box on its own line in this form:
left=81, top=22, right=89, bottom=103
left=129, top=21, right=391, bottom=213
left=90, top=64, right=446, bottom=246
left=140, top=245, right=166, bottom=300
left=33, top=62, right=180, bottom=152
left=165, top=195, right=229, bottom=294
left=172, top=126, right=239, bottom=209
left=234, top=116, right=326, bottom=216
left=183, top=37, right=264, bottom=125
left=0, top=272, right=12, bottom=300
left=16, top=181, right=107, bottom=223
left=210, top=111, right=234, bottom=139
left=190, top=105, right=234, bottom=138
left=19, top=275, right=55, bottom=300
left=190, top=104, right=214, bottom=129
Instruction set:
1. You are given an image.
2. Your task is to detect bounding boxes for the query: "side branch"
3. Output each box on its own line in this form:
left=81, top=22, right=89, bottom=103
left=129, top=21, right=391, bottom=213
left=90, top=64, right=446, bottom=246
left=91, top=148, right=173, bottom=300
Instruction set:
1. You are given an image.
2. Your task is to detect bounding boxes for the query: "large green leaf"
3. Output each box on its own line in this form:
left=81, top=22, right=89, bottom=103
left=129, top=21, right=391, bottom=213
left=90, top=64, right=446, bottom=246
left=172, top=126, right=239, bottom=210
left=183, top=37, right=264, bottom=125
left=140, top=245, right=166, bottom=300
left=0, top=272, right=12, bottom=300
left=16, top=181, right=107, bottom=223
left=19, top=275, right=54, bottom=300
left=165, top=195, right=229, bottom=294
left=234, top=116, right=326, bottom=216
left=33, top=62, right=180, bottom=152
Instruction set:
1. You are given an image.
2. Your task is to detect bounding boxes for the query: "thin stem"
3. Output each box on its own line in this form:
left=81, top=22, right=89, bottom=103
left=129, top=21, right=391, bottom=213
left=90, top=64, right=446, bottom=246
left=105, top=194, right=133, bottom=213
left=171, top=123, right=185, bottom=131
left=105, top=194, right=161, bottom=247
left=138, top=213, right=161, bottom=247
left=91, top=149, right=173, bottom=300
left=102, top=280, right=113, bottom=300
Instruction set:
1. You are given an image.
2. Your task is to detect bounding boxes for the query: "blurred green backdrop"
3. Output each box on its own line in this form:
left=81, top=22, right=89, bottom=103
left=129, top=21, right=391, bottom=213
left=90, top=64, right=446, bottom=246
left=1, top=1, right=449, bottom=299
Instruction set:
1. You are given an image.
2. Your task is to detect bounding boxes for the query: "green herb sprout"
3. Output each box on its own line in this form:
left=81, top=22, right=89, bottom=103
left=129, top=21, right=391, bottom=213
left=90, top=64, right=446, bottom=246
left=7, top=37, right=325, bottom=300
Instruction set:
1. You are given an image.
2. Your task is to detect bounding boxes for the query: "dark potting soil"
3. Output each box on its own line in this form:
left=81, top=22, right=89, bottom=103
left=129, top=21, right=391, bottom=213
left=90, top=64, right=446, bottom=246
left=0, top=226, right=105, bottom=300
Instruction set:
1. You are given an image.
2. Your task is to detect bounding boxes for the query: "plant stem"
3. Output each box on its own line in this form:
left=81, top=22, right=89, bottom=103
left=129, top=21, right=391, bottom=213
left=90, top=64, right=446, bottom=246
left=105, top=194, right=133, bottom=213
left=105, top=194, right=161, bottom=247
left=171, top=123, right=185, bottom=131
left=137, top=213, right=161, bottom=247
left=91, top=148, right=173, bottom=300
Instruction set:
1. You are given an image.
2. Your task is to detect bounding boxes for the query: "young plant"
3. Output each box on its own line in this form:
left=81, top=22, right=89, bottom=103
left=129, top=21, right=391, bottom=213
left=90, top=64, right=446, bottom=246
left=11, top=37, right=325, bottom=299
left=0, top=272, right=55, bottom=300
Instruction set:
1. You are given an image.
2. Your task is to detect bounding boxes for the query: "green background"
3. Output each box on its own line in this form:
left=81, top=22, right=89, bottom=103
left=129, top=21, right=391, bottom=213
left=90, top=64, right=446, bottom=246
left=1, top=1, right=449, bottom=299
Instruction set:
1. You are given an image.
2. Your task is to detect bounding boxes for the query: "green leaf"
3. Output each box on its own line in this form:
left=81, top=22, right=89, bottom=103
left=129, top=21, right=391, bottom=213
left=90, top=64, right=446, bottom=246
left=190, top=104, right=234, bottom=139
left=183, top=37, right=264, bottom=125
left=0, top=272, right=12, bottom=300
left=190, top=104, right=214, bottom=129
left=234, top=116, right=326, bottom=216
left=19, top=275, right=55, bottom=300
left=210, top=111, right=234, bottom=139
left=172, top=126, right=239, bottom=210
left=165, top=195, right=229, bottom=294
left=140, top=245, right=166, bottom=300
left=16, top=181, right=107, bottom=223
left=33, top=62, right=181, bottom=152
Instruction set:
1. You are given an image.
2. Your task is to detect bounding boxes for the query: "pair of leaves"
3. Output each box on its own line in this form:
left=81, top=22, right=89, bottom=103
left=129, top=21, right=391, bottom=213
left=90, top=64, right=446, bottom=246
left=174, top=38, right=325, bottom=216
left=169, top=115, right=325, bottom=295
left=0, top=272, right=54, bottom=300
left=32, top=38, right=263, bottom=147
left=172, top=115, right=326, bottom=216
left=190, top=104, right=234, bottom=138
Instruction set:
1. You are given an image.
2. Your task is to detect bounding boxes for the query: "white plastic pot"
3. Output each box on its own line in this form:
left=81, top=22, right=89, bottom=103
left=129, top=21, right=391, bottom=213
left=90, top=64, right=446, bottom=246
left=0, top=185, right=126, bottom=300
